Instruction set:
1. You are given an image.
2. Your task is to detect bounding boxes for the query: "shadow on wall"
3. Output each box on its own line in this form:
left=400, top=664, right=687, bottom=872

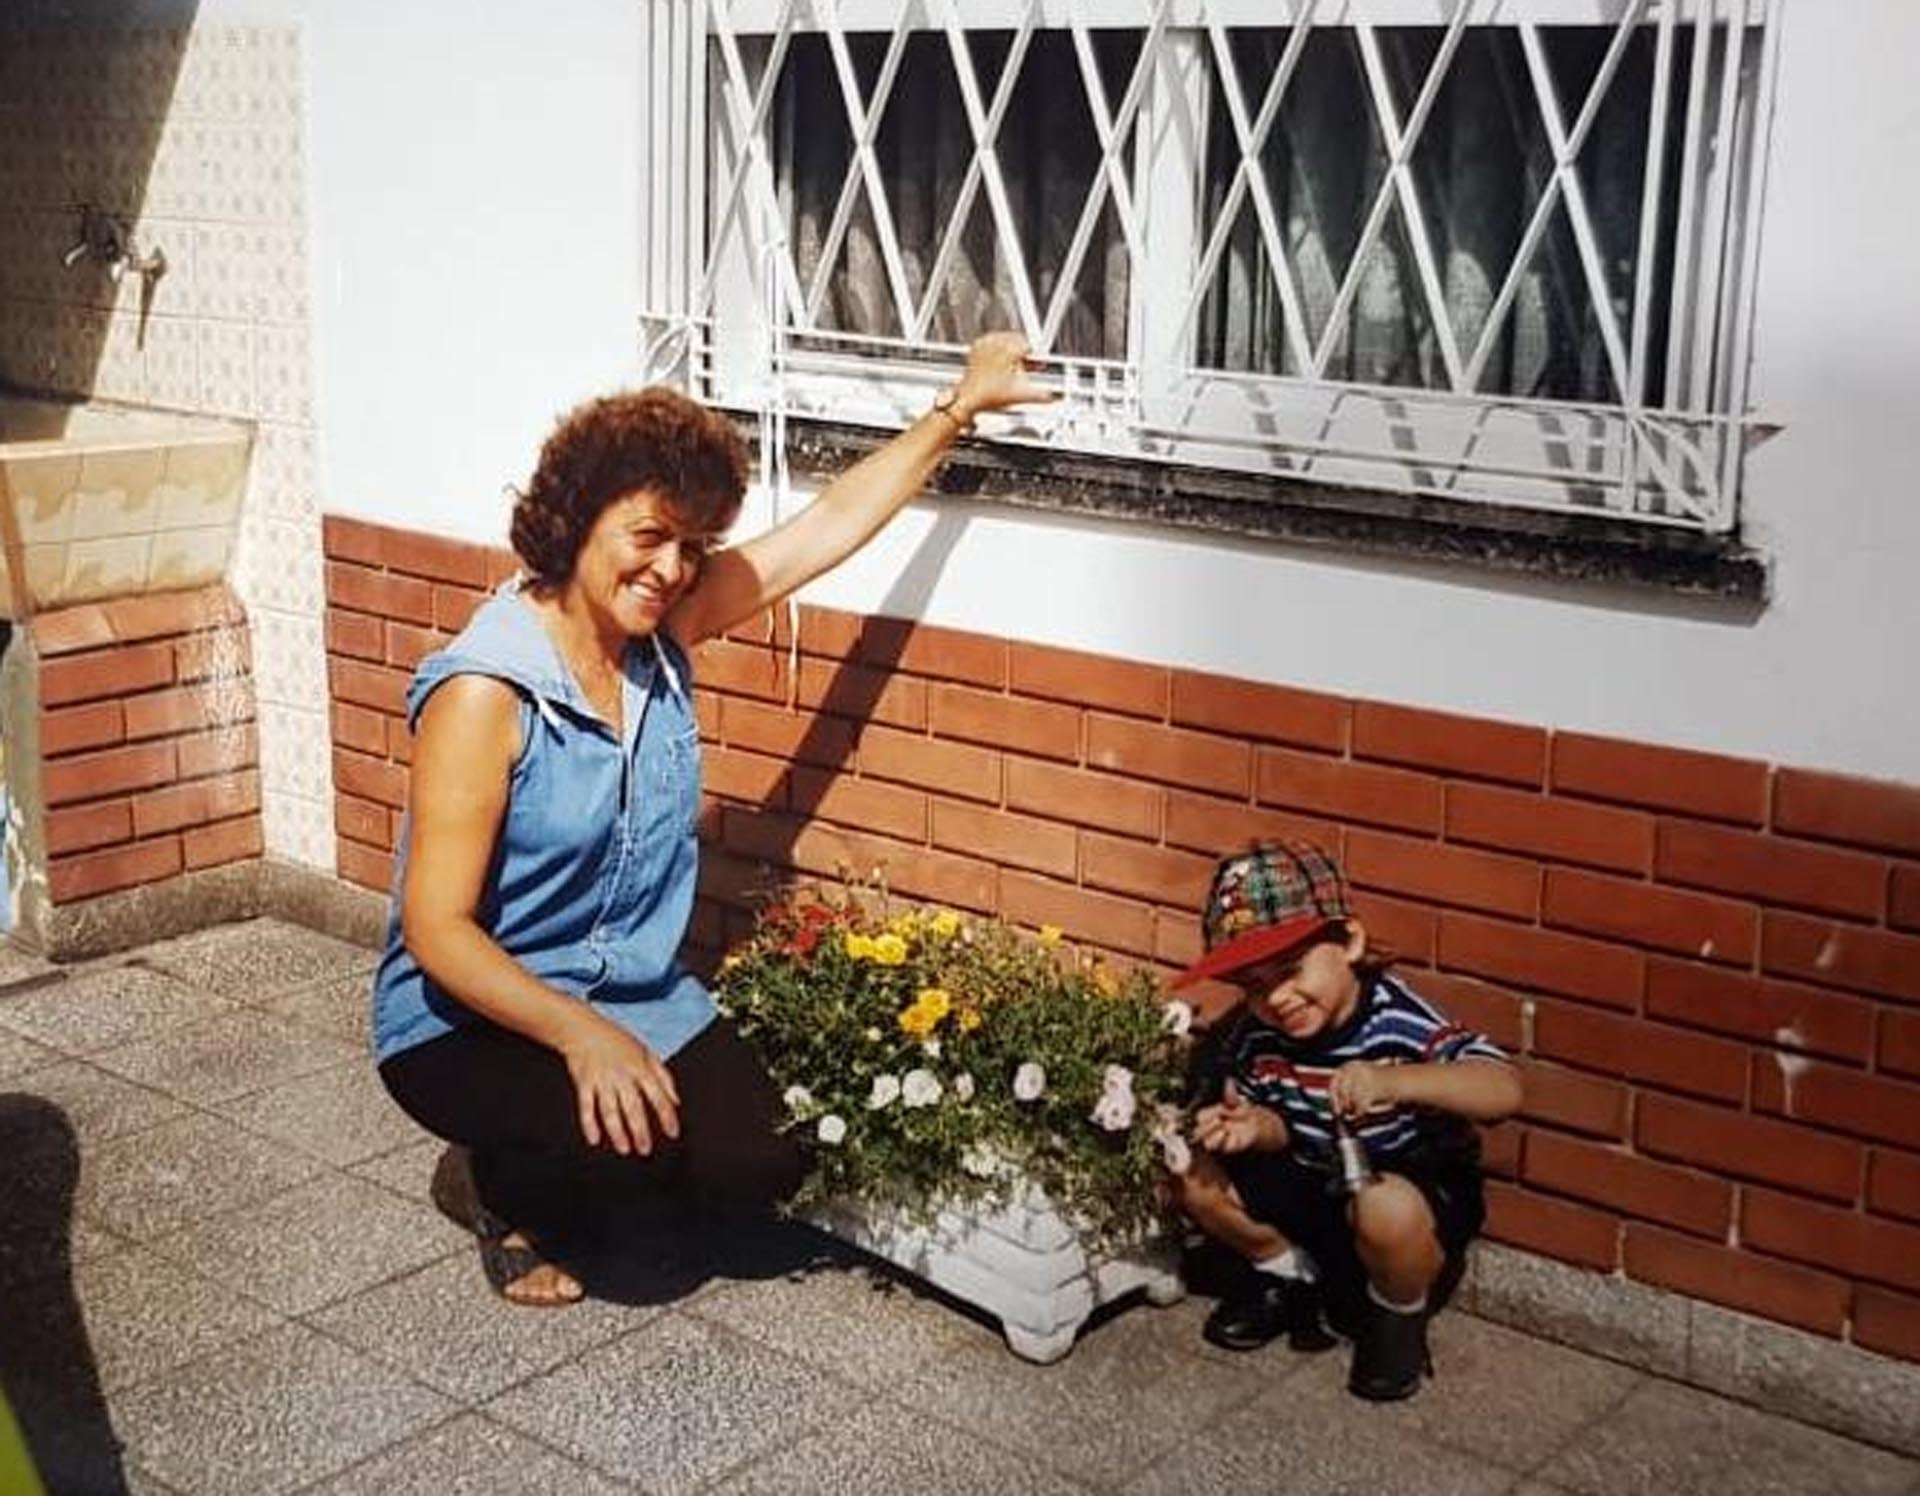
left=0, top=0, right=201, bottom=401
left=0, top=1095, right=128, bottom=1496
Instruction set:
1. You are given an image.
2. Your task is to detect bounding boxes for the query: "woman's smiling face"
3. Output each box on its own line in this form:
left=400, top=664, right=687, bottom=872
left=571, top=489, right=720, bottom=636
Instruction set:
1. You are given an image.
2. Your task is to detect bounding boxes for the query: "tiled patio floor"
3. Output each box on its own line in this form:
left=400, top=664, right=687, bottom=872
left=2, top=917, right=1916, bottom=1495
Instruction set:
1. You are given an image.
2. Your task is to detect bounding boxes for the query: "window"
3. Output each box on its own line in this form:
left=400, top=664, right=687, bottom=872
left=639, top=1, right=1781, bottom=537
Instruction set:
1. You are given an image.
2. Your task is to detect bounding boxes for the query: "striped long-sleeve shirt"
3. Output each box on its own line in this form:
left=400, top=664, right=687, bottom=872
left=1217, top=971, right=1508, bottom=1172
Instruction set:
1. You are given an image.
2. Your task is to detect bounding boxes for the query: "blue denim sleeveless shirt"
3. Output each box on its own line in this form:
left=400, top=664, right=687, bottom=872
left=371, top=583, right=715, bottom=1064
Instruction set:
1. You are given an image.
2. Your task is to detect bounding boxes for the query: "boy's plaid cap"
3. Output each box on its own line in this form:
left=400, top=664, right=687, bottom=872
left=1170, top=839, right=1352, bottom=989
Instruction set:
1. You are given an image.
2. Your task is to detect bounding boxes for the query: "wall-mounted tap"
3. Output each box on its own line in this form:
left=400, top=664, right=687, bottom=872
left=61, top=204, right=167, bottom=288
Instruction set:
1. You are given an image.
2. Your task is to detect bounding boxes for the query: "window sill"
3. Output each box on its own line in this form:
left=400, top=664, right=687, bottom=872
left=744, top=413, right=1769, bottom=604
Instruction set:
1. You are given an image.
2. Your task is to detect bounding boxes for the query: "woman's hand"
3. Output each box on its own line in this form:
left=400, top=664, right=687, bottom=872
left=1328, top=1060, right=1402, bottom=1121
left=560, top=1011, right=682, bottom=1156
left=949, top=331, right=1059, bottom=423
left=1193, top=1080, right=1287, bottom=1155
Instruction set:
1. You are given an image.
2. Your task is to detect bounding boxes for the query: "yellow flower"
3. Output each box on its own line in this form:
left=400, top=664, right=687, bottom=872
left=843, top=932, right=875, bottom=960
left=1092, top=963, right=1119, bottom=997
left=915, top=988, right=952, bottom=1023
left=1039, top=924, right=1064, bottom=945
left=720, top=951, right=744, bottom=972
left=871, top=932, right=908, bottom=966
left=930, top=910, right=961, bottom=939
left=897, top=1004, right=935, bottom=1038
left=888, top=911, right=921, bottom=938
left=957, top=1007, right=983, bottom=1033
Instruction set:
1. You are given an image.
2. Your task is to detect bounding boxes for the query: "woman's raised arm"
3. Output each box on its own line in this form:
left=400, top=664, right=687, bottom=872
left=667, top=331, right=1054, bottom=648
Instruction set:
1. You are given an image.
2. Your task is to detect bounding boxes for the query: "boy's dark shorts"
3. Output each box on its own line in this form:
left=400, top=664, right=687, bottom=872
left=1223, top=1146, right=1486, bottom=1312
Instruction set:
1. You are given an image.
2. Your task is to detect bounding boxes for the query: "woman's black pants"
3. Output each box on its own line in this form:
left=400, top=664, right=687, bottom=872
left=378, top=1015, right=803, bottom=1244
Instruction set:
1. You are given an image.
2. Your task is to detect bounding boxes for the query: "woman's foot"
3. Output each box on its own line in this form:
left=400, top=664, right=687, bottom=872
left=430, top=1145, right=583, bottom=1309
left=482, top=1231, right=584, bottom=1307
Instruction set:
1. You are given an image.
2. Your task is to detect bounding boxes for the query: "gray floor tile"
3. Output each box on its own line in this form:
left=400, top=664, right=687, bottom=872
left=2, top=1058, right=189, bottom=1148
left=1252, top=1313, right=1643, bottom=1475
left=141, top=918, right=377, bottom=1002
left=90, top=1009, right=359, bottom=1106
left=349, top=1138, right=443, bottom=1205
left=1541, top=1379, right=1919, bottom=1496
left=0, top=1024, right=57, bottom=1080
left=3, top=1243, right=282, bottom=1390
left=689, top=1260, right=992, bottom=1392
left=215, top=1059, right=428, bottom=1165
left=717, top=1397, right=1094, bottom=1495
left=0, top=1209, right=125, bottom=1294
left=306, top=1412, right=634, bottom=1496
left=309, top=1252, right=648, bottom=1403
left=0, top=944, right=59, bottom=988
left=1122, top=1371, right=1518, bottom=1496
left=886, top=1290, right=1265, bottom=1489
left=264, top=972, right=375, bottom=1048
left=75, top=1110, right=326, bottom=1242
left=0, top=963, right=232, bottom=1055
left=486, top=1311, right=862, bottom=1496
left=109, top=1321, right=454, bottom=1496
left=146, top=1172, right=464, bottom=1316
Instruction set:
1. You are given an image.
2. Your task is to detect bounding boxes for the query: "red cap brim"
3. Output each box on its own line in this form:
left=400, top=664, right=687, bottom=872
left=1168, top=913, right=1332, bottom=990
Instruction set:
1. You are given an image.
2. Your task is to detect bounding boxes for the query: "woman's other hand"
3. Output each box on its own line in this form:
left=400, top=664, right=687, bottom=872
left=949, top=331, right=1059, bottom=423
left=560, top=1012, right=682, bottom=1155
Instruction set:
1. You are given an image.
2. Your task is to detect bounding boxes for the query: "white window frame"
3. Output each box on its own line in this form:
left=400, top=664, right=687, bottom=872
left=639, top=0, right=1784, bottom=537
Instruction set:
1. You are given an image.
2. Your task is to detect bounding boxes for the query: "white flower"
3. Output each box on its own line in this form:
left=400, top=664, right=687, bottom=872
left=901, top=1068, right=943, bottom=1108
left=866, top=1073, right=900, bottom=1110
left=1012, top=1061, right=1047, bottom=1102
left=1160, top=1000, right=1193, bottom=1037
left=1158, top=1129, right=1193, bottom=1175
left=961, top=1143, right=1000, bottom=1179
left=920, top=1037, right=943, bottom=1059
left=863, top=1026, right=882, bottom=1043
left=1091, top=1087, right=1136, bottom=1132
left=816, top=1113, right=848, bottom=1145
left=782, top=1084, right=814, bottom=1114
left=952, top=1072, right=976, bottom=1103
left=1101, top=1064, right=1135, bottom=1098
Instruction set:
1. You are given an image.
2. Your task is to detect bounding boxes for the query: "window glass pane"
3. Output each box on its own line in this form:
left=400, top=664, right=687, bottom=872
left=770, top=30, right=1136, bottom=358
left=1195, top=24, right=1692, bottom=406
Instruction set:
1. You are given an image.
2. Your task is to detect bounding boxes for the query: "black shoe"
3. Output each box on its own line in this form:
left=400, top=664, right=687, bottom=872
left=1203, top=1278, right=1337, bottom=1353
left=1347, top=1299, right=1433, bottom=1401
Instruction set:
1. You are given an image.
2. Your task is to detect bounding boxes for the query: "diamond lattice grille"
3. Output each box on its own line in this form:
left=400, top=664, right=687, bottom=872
left=644, top=0, right=1779, bottom=532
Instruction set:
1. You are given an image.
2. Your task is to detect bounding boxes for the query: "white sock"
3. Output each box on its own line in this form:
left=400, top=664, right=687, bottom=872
left=1367, top=1280, right=1427, bottom=1315
left=1253, top=1247, right=1318, bottom=1283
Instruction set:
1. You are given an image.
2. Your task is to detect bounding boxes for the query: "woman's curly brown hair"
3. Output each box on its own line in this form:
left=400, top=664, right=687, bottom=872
left=510, top=387, right=750, bottom=587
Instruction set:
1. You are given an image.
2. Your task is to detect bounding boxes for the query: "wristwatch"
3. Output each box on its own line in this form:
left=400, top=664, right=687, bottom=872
left=930, top=385, right=975, bottom=435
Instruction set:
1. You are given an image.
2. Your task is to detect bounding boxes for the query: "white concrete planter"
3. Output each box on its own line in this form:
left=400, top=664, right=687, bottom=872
left=807, top=1183, right=1186, bottom=1364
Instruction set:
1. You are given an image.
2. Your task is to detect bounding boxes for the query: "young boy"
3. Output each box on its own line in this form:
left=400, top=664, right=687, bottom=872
left=1167, top=840, right=1522, bottom=1401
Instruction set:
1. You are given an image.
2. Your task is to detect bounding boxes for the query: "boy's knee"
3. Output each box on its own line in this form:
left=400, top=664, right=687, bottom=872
left=1350, top=1174, right=1439, bottom=1252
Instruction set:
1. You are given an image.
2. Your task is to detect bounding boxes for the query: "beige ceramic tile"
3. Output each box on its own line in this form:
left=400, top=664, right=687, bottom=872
left=147, top=522, right=231, bottom=590
left=5, top=454, right=82, bottom=544
left=22, top=543, right=68, bottom=607
left=70, top=448, right=167, bottom=540
left=156, top=438, right=247, bottom=528
left=61, top=533, right=153, bottom=605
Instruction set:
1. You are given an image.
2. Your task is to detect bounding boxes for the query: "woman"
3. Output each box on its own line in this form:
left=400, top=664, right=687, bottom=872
left=373, top=333, right=1051, bottom=1305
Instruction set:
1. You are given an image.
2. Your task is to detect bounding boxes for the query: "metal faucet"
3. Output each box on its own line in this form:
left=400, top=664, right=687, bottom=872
left=61, top=204, right=166, bottom=286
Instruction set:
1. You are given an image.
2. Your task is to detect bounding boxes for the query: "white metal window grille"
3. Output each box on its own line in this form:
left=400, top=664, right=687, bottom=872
left=639, top=0, right=1782, bottom=535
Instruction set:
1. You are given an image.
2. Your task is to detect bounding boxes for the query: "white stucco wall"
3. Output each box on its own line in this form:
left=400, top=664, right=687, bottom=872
left=306, top=1, right=1918, bottom=783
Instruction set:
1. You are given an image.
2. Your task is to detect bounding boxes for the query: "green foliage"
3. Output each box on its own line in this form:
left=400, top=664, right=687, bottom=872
left=715, top=882, right=1192, bottom=1244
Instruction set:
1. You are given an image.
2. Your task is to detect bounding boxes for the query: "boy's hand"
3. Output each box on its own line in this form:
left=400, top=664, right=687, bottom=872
left=1328, top=1060, right=1402, bottom=1120
left=1193, top=1080, right=1287, bottom=1154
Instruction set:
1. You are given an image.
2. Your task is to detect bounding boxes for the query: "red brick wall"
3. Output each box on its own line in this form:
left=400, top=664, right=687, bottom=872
left=324, top=515, right=1920, bottom=1364
left=26, top=584, right=263, bottom=902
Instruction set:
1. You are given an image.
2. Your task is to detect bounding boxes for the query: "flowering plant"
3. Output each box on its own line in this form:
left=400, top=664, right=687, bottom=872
left=715, top=881, right=1194, bottom=1244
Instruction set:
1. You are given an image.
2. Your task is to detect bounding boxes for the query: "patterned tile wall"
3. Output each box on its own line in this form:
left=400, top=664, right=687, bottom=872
left=0, top=21, right=333, bottom=871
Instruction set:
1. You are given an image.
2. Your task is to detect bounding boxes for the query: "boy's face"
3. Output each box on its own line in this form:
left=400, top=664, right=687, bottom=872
left=1233, top=922, right=1368, bottom=1041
